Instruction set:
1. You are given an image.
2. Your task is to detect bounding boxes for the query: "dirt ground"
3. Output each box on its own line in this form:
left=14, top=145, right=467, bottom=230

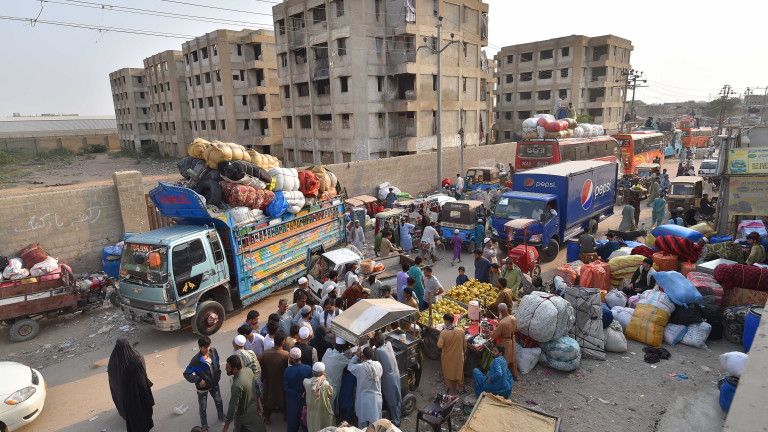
left=0, top=154, right=735, bottom=432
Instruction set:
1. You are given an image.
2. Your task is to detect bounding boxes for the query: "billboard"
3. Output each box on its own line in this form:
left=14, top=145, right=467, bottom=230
left=727, top=148, right=768, bottom=174
left=727, top=176, right=768, bottom=216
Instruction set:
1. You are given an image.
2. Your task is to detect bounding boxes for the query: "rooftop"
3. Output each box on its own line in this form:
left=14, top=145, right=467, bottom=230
left=0, top=116, right=117, bottom=135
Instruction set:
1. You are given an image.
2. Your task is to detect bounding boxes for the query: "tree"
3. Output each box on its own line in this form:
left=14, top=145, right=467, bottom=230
left=703, top=97, right=742, bottom=118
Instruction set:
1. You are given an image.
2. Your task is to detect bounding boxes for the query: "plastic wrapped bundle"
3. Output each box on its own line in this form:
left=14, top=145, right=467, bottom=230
left=298, top=170, right=321, bottom=198
left=247, top=149, right=280, bottom=170
left=283, top=191, right=306, bottom=214
left=534, top=113, right=556, bottom=122
left=563, top=286, right=606, bottom=360
left=539, top=336, right=581, bottom=371
left=265, top=191, right=290, bottom=218
left=517, top=291, right=576, bottom=343
left=220, top=183, right=274, bottom=209
left=522, top=117, right=538, bottom=132
left=187, top=137, right=210, bottom=159
left=268, top=168, right=300, bottom=191
left=204, top=141, right=249, bottom=169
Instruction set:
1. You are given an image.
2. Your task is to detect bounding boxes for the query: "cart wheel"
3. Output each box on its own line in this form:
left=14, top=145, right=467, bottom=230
left=434, top=242, right=446, bottom=261
left=192, top=301, right=225, bottom=336
left=539, top=238, right=560, bottom=263
left=402, top=393, right=417, bottom=417
left=10, top=319, right=40, bottom=342
left=530, top=264, right=542, bottom=279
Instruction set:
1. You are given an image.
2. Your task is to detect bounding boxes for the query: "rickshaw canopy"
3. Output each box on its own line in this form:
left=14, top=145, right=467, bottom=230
left=345, top=198, right=365, bottom=208
left=671, top=176, right=704, bottom=185
left=636, top=163, right=660, bottom=171
left=351, top=195, right=378, bottom=204
left=504, top=218, right=538, bottom=231
left=375, top=208, right=405, bottom=219
left=466, top=167, right=500, bottom=183
left=331, top=298, right=418, bottom=344
left=440, top=200, right=484, bottom=227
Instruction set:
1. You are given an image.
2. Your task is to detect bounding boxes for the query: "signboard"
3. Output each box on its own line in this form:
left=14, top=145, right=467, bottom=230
left=727, top=148, right=768, bottom=174
left=727, top=176, right=768, bottom=216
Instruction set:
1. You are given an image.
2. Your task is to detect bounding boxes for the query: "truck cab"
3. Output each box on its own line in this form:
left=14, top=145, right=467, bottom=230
left=491, top=192, right=561, bottom=262
left=119, top=225, right=232, bottom=334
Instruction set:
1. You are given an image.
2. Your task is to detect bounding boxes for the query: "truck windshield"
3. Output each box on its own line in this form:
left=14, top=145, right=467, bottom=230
left=120, top=243, right=169, bottom=286
left=671, top=184, right=694, bottom=195
left=495, top=197, right=546, bottom=220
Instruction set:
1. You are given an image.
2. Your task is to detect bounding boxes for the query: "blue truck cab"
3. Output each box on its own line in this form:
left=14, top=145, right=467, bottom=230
left=490, top=160, right=618, bottom=262
left=119, top=183, right=346, bottom=335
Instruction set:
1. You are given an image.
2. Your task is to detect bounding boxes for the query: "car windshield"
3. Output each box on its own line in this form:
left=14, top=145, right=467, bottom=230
left=494, top=197, right=545, bottom=220
left=120, top=243, right=168, bottom=285
left=700, top=161, right=717, bottom=170
left=671, top=184, right=694, bottom=195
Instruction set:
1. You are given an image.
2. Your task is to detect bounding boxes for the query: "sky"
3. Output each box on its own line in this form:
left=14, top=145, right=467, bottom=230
left=1, top=0, right=767, bottom=116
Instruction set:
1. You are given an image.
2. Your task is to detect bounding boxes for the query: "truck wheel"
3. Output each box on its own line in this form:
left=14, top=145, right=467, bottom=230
left=589, top=219, right=599, bottom=235
left=192, top=301, right=225, bottom=336
left=402, top=393, right=417, bottom=416
left=10, top=319, right=40, bottom=342
left=109, top=291, right=121, bottom=308
left=539, top=239, right=560, bottom=263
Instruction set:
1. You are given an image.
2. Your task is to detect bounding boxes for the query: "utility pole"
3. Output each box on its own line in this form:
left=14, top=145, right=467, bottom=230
left=717, top=84, right=734, bottom=134
left=627, top=70, right=647, bottom=130
left=762, top=87, right=768, bottom=125
left=618, top=69, right=630, bottom=133
left=418, top=16, right=462, bottom=190
left=459, top=127, right=465, bottom=177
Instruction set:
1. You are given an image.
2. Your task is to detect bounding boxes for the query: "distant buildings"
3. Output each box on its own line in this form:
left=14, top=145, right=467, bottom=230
left=272, top=0, right=491, bottom=165
left=143, top=50, right=192, bottom=158
left=0, top=115, right=118, bottom=153
left=109, top=68, right=151, bottom=150
left=494, top=34, right=633, bottom=138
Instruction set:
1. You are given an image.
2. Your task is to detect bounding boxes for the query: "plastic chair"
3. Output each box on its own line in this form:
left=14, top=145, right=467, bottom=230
left=415, top=395, right=459, bottom=432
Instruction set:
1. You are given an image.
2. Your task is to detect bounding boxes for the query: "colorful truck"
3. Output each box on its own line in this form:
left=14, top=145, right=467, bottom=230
left=118, top=183, right=347, bottom=335
left=490, top=160, right=618, bottom=262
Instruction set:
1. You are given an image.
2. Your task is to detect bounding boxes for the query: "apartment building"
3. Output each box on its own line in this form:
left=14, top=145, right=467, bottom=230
left=494, top=35, right=633, bottom=139
left=109, top=68, right=151, bottom=150
left=143, top=50, right=192, bottom=157
left=182, top=29, right=282, bottom=156
left=273, top=0, right=490, bottom=166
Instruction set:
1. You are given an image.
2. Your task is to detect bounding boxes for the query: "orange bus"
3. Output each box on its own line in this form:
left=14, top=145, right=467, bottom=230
left=680, top=127, right=714, bottom=148
left=514, top=137, right=620, bottom=171
left=613, top=131, right=665, bottom=175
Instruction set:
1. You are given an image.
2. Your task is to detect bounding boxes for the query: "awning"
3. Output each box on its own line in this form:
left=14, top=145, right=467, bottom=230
left=331, top=298, right=417, bottom=344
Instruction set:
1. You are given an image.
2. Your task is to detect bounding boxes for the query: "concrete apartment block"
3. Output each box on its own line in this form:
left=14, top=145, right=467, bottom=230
left=272, top=0, right=491, bottom=166
left=143, top=50, right=193, bottom=157
left=109, top=67, right=152, bottom=151
left=494, top=34, right=633, bottom=139
left=182, top=29, right=283, bottom=156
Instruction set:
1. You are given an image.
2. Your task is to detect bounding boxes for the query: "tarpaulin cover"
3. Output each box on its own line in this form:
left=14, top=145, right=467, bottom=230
left=653, top=271, right=702, bottom=307
left=330, top=299, right=417, bottom=344
left=651, top=225, right=704, bottom=242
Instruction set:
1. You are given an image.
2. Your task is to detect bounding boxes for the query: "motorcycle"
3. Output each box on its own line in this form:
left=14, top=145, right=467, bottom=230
left=77, top=272, right=121, bottom=309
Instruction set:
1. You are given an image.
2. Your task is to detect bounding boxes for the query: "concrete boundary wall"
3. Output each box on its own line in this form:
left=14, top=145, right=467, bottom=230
left=0, top=171, right=149, bottom=272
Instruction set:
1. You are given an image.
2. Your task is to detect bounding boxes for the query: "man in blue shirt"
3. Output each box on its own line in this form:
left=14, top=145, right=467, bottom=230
left=474, top=249, right=491, bottom=283
left=386, top=188, right=397, bottom=208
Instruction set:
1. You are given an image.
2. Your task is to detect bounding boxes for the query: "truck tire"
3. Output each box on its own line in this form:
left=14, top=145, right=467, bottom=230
left=192, top=301, right=225, bottom=336
left=195, top=179, right=222, bottom=207
left=589, top=218, right=599, bottom=235
left=10, top=319, right=40, bottom=342
left=540, top=238, right=560, bottom=263
left=109, top=291, right=121, bottom=308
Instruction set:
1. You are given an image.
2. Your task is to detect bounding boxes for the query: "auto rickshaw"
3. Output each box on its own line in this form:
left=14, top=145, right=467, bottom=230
left=465, top=167, right=500, bottom=192
left=667, top=176, right=704, bottom=212
left=374, top=208, right=405, bottom=234
left=346, top=195, right=379, bottom=218
left=504, top=219, right=541, bottom=278
left=438, top=200, right=484, bottom=252
left=635, top=162, right=660, bottom=178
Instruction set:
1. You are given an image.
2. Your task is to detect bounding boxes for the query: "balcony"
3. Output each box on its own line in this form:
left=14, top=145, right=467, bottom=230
left=312, top=57, right=329, bottom=80
left=387, top=50, right=417, bottom=75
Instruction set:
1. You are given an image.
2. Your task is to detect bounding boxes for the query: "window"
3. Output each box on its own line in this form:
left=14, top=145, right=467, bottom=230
left=297, top=82, right=310, bottom=97
left=166, top=82, right=170, bottom=91
left=279, top=53, right=287, bottom=68
left=316, top=79, right=330, bottom=96
left=377, top=76, right=384, bottom=92
left=463, top=77, right=467, bottom=93
left=140, top=92, right=145, bottom=99
left=283, top=85, right=291, bottom=98
left=559, top=89, right=568, bottom=98
left=201, top=47, right=208, bottom=59
left=294, top=48, right=307, bottom=64
left=198, top=97, right=203, bottom=107
left=519, top=92, right=531, bottom=100
left=236, top=44, right=242, bottom=56
left=537, top=90, right=551, bottom=100
left=337, top=38, right=347, bottom=56
left=200, top=120, right=206, bottom=130
left=520, top=52, right=533, bottom=62
left=187, top=77, right=192, bottom=86
left=540, top=49, right=553, bottom=60
left=244, top=119, right=250, bottom=130
left=433, top=0, right=439, bottom=16
left=299, top=115, right=312, bottom=129
left=341, top=113, right=350, bottom=129
left=277, top=19, right=285, bottom=35
left=561, top=47, right=570, bottom=57
left=242, top=95, right=247, bottom=106
left=204, top=72, right=211, bottom=83
left=561, top=68, right=569, bottom=78
left=378, top=113, right=385, bottom=129
left=162, top=103, right=167, bottom=111
left=505, top=111, right=512, bottom=120
left=518, top=111, right=531, bottom=120
left=142, top=107, right=148, bottom=115
left=463, top=43, right=467, bottom=58
left=374, top=0, right=381, bottom=20
left=505, top=74, right=514, bottom=84
left=195, top=75, right=201, bottom=85
left=207, top=97, right=213, bottom=107
left=137, top=76, right=142, bottom=84
left=208, top=120, right=215, bottom=130
left=218, top=95, right=223, bottom=106
left=432, top=75, right=437, bottom=91
left=190, top=99, right=195, bottom=108
left=285, top=116, right=293, bottom=129
left=312, top=5, right=326, bottom=23
left=504, top=131, right=511, bottom=140
left=538, top=70, right=552, bottom=79
left=375, top=38, right=383, bottom=55
left=520, top=73, right=532, bottom=82
left=430, top=37, right=437, bottom=52
left=220, top=120, right=226, bottom=130
left=505, top=93, right=512, bottom=102
left=191, top=51, right=198, bottom=62
left=336, top=0, right=344, bottom=17
left=290, top=13, right=305, bottom=30
left=340, top=76, right=349, bottom=92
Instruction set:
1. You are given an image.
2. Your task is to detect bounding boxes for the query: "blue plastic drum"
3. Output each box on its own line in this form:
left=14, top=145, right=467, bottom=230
left=719, top=377, right=738, bottom=412
left=102, top=246, right=123, bottom=279
left=567, top=240, right=581, bottom=263
left=743, top=305, right=763, bottom=352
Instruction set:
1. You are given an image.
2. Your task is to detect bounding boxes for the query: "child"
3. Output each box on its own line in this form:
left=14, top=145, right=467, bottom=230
left=456, top=266, right=469, bottom=286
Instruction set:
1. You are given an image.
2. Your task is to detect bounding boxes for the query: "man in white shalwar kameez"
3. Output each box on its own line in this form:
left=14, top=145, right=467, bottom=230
left=347, top=347, right=383, bottom=429
left=321, top=337, right=351, bottom=414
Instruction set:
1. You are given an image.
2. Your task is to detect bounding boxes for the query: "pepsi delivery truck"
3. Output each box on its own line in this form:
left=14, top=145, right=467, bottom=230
left=490, top=160, right=618, bottom=262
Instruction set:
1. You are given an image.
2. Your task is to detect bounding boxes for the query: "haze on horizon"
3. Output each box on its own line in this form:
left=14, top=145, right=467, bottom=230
left=1, top=0, right=766, bottom=116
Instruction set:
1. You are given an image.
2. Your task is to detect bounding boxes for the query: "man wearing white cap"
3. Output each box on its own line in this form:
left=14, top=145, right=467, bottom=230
left=303, top=362, right=335, bottom=432
left=294, top=326, right=318, bottom=366
left=293, top=276, right=320, bottom=304
left=294, top=305, right=315, bottom=335
left=348, top=346, right=383, bottom=428
left=320, top=271, right=340, bottom=305
left=321, top=337, right=351, bottom=414
left=232, top=334, right=261, bottom=385
left=284, top=347, right=312, bottom=432
left=482, top=237, right=498, bottom=264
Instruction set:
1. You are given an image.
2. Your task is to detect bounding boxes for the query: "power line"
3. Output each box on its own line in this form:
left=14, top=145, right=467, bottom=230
left=0, top=15, right=196, bottom=38
left=159, top=0, right=273, bottom=16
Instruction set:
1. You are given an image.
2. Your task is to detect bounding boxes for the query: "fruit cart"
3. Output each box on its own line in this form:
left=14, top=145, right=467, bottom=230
left=330, top=298, right=421, bottom=416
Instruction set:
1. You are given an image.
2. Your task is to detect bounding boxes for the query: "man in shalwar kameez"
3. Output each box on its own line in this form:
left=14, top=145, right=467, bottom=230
left=472, top=345, right=513, bottom=399
left=347, top=347, right=383, bottom=429
left=437, top=313, right=466, bottom=394
left=372, top=333, right=402, bottom=426
left=490, top=303, right=519, bottom=380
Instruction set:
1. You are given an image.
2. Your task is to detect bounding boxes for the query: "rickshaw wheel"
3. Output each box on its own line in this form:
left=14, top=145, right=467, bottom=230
left=402, top=393, right=417, bottom=416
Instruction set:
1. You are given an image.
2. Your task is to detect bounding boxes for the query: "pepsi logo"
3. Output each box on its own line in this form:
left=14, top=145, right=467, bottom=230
left=523, top=177, right=535, bottom=189
left=581, top=179, right=594, bottom=210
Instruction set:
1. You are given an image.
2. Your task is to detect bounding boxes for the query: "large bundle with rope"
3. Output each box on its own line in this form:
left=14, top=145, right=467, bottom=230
left=563, top=286, right=606, bottom=360
left=517, top=291, right=575, bottom=343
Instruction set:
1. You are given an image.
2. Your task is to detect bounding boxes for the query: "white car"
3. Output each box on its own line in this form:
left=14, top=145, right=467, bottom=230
left=0, top=362, right=46, bottom=432
left=698, top=159, right=718, bottom=177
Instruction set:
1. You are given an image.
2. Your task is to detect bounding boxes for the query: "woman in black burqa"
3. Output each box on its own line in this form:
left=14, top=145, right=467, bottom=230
left=107, top=338, right=155, bottom=431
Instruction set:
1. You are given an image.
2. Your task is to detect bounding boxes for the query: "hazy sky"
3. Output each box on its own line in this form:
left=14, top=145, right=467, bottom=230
left=2, top=0, right=767, bottom=116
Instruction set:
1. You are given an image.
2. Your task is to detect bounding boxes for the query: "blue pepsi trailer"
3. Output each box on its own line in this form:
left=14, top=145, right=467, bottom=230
left=118, top=183, right=346, bottom=335
left=490, top=160, right=618, bottom=262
